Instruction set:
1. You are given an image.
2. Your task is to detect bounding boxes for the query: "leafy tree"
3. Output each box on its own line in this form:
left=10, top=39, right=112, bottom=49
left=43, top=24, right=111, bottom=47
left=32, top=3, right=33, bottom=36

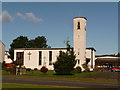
left=9, top=36, right=50, bottom=60
left=116, top=53, right=120, bottom=57
left=35, top=36, right=48, bottom=48
left=27, top=39, right=35, bottom=48
left=9, top=36, right=29, bottom=60
left=27, top=36, right=50, bottom=48
left=53, top=41, right=76, bottom=75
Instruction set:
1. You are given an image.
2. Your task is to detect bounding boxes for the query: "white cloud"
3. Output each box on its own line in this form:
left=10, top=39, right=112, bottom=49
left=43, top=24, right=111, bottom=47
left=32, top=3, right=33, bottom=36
left=0, top=11, right=13, bottom=22
left=16, top=12, right=25, bottom=19
left=16, top=12, right=42, bottom=22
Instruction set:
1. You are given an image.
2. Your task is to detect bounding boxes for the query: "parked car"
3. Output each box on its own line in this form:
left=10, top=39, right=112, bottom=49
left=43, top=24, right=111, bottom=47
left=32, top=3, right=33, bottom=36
left=111, top=67, right=120, bottom=72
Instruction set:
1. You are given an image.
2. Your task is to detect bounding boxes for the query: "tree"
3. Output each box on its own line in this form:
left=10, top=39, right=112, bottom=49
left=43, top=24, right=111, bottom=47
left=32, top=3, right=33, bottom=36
left=28, top=36, right=48, bottom=48
left=9, top=36, right=50, bottom=60
left=53, top=41, right=76, bottom=75
left=27, top=36, right=50, bottom=48
left=116, top=53, right=120, bottom=57
left=9, top=36, right=29, bottom=60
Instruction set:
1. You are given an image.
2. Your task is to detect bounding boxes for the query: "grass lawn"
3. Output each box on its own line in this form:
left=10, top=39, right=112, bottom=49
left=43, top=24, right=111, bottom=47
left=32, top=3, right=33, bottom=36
left=2, top=70, right=118, bottom=83
left=2, top=83, right=69, bottom=88
left=2, top=70, right=100, bottom=77
left=2, top=83, right=110, bottom=90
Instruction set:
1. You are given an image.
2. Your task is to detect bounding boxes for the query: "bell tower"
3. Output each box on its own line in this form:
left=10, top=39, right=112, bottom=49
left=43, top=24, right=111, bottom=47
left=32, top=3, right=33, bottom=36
left=73, top=17, right=87, bottom=69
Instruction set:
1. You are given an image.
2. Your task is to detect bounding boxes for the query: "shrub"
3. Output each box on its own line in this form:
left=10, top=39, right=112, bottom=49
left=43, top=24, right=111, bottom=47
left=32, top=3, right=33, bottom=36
left=53, top=51, right=76, bottom=75
left=26, top=68, right=31, bottom=71
left=74, top=66, right=82, bottom=73
left=34, top=68, right=38, bottom=70
left=5, top=65, right=16, bottom=74
left=40, top=66, right=48, bottom=73
left=53, top=41, right=76, bottom=75
left=82, top=62, right=90, bottom=72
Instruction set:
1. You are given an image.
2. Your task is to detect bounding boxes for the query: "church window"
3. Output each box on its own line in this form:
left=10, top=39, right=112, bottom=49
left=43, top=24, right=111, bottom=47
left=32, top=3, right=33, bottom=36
left=77, top=22, right=80, bottom=29
left=49, top=51, right=52, bottom=65
left=59, top=51, right=62, bottom=57
left=78, top=52, right=79, bottom=55
left=16, top=52, right=24, bottom=65
left=39, top=51, right=42, bottom=65
left=78, top=59, right=80, bottom=64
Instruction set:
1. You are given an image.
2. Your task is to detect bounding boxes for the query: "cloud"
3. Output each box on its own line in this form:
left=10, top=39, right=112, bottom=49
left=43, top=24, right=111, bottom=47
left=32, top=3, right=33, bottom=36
left=0, top=11, right=13, bottom=22
left=16, top=12, right=25, bottom=19
left=16, top=12, right=42, bottom=22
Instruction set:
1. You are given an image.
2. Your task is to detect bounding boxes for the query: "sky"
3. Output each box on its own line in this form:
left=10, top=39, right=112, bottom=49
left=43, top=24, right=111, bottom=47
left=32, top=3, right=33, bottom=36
left=1, top=2, right=118, bottom=55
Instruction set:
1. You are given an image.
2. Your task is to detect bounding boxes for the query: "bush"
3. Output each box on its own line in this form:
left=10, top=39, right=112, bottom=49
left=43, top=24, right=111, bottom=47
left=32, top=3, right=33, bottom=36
left=74, top=66, right=82, bottom=73
left=83, top=68, right=90, bottom=72
left=53, top=41, right=76, bottom=75
left=40, top=66, right=48, bottom=73
left=5, top=65, right=16, bottom=74
left=34, top=68, right=38, bottom=70
left=53, top=51, right=76, bottom=75
left=82, top=62, right=90, bottom=72
left=26, top=68, right=31, bottom=71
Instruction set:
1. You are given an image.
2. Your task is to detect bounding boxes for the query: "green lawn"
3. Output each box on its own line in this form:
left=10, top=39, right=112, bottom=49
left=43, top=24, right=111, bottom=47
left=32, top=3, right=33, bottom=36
left=2, top=70, right=102, bottom=80
left=2, top=83, right=110, bottom=90
left=2, top=70, right=100, bottom=77
left=2, top=83, right=68, bottom=88
left=2, top=70, right=117, bottom=83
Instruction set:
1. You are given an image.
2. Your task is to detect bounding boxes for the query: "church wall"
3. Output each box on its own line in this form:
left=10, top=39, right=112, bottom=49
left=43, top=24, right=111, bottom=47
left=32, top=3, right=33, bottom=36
left=14, top=49, right=67, bottom=70
left=86, top=49, right=96, bottom=70
left=14, top=48, right=96, bottom=70
left=86, top=49, right=91, bottom=59
left=0, top=41, right=5, bottom=63
left=4, top=51, right=12, bottom=63
left=73, top=17, right=86, bottom=70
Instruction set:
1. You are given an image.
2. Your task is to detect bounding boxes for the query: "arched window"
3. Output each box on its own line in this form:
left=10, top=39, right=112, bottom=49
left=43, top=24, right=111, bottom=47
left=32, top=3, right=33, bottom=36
left=77, top=22, right=80, bottom=29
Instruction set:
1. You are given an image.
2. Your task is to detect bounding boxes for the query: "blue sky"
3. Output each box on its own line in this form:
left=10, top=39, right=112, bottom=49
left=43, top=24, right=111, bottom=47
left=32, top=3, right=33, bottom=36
left=1, top=2, right=118, bottom=55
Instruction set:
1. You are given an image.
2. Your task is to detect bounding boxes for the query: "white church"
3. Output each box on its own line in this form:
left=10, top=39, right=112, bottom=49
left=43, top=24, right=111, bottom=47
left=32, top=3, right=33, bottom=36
left=0, top=41, right=5, bottom=63
left=14, top=17, right=96, bottom=71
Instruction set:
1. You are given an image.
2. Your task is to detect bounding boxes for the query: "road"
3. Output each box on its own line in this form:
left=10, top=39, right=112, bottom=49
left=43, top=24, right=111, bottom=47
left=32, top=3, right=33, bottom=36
left=2, top=76, right=119, bottom=89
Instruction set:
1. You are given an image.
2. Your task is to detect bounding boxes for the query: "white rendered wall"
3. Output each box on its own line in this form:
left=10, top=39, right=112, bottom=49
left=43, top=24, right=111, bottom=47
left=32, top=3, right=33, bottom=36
left=14, top=49, right=67, bottom=70
left=73, top=17, right=86, bottom=70
left=14, top=49, right=96, bottom=70
left=86, top=49, right=96, bottom=71
left=0, top=41, right=5, bottom=63
left=4, top=51, right=12, bottom=63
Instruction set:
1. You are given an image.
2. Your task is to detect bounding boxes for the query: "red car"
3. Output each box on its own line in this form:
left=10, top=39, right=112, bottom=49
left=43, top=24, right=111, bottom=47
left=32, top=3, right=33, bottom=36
left=111, top=67, right=120, bottom=72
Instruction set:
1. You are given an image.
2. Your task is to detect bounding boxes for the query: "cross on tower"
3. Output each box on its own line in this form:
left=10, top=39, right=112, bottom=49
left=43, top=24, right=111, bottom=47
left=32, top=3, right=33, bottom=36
left=28, top=52, right=32, bottom=60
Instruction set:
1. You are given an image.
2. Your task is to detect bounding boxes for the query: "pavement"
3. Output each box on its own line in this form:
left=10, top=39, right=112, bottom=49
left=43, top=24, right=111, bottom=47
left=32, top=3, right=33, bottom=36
left=2, top=76, right=119, bottom=89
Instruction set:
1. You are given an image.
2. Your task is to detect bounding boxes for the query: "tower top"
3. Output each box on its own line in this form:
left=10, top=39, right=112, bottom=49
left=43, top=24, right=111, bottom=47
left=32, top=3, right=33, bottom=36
left=73, top=17, right=87, bottom=20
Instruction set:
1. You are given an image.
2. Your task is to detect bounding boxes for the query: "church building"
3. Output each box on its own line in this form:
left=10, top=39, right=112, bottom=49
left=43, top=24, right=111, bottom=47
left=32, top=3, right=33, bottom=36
left=14, top=17, right=96, bottom=71
left=0, top=41, right=5, bottom=63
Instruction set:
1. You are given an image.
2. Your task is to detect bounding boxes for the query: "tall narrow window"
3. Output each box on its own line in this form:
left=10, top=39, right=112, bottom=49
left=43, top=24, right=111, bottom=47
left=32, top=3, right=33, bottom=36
left=49, top=51, right=52, bottom=65
left=78, top=59, right=80, bottom=64
left=16, top=52, right=24, bottom=65
left=77, top=22, right=80, bottom=29
left=39, top=51, right=42, bottom=65
left=85, top=23, right=86, bottom=31
left=91, top=50, right=93, bottom=68
left=59, top=51, right=62, bottom=57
